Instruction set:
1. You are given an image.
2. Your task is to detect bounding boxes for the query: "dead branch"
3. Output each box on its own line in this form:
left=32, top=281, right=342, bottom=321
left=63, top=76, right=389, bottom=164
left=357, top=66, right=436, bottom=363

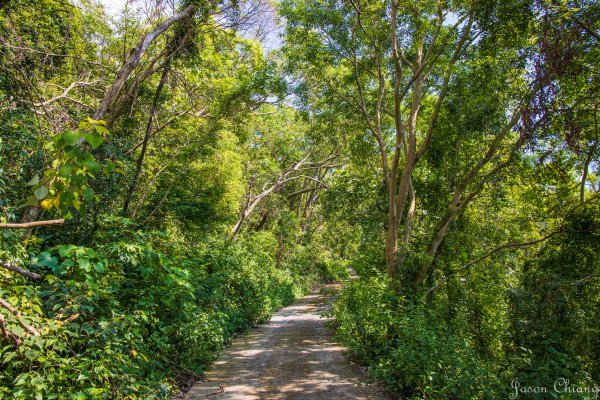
left=0, top=219, right=65, bottom=229
left=0, top=260, right=41, bottom=280
left=34, top=76, right=99, bottom=108
left=0, top=297, right=40, bottom=337
left=230, top=155, right=336, bottom=239
left=0, top=43, right=116, bottom=72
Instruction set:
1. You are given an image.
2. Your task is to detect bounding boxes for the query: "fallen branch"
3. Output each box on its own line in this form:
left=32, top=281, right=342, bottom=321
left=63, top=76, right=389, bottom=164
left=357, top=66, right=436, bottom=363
left=0, top=260, right=41, bottom=280
left=0, top=297, right=41, bottom=337
left=0, top=219, right=65, bottom=229
left=207, top=385, right=225, bottom=397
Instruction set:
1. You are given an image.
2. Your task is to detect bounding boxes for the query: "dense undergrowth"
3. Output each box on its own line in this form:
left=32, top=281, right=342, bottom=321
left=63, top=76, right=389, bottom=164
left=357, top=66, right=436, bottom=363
left=1, top=0, right=599, bottom=398
left=333, top=203, right=600, bottom=399
left=0, top=222, right=346, bottom=399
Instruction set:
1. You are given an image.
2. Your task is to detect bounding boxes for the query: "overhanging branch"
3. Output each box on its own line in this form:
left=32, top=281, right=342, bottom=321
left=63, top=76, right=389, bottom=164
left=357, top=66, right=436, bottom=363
left=0, top=219, right=65, bottom=229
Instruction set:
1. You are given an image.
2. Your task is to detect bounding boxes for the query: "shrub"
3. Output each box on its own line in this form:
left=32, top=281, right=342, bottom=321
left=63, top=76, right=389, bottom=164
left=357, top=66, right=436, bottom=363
left=333, top=277, right=503, bottom=399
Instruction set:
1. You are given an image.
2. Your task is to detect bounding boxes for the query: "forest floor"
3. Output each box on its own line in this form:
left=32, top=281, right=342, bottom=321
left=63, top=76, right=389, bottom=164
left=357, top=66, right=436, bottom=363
left=184, top=279, right=393, bottom=400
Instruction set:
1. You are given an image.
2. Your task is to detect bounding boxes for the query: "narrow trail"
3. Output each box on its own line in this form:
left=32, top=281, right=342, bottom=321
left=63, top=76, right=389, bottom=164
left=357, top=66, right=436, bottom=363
left=185, top=282, right=393, bottom=400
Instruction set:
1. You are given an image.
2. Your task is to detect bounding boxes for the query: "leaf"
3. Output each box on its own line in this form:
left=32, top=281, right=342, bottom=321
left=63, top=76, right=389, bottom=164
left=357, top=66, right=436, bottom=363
left=83, top=132, right=103, bottom=149
left=24, top=195, right=39, bottom=206
left=52, top=133, right=63, bottom=145
left=33, top=185, right=49, bottom=200
left=94, top=125, right=110, bottom=135
left=59, top=166, right=73, bottom=177
left=72, top=198, right=82, bottom=210
left=83, top=188, right=95, bottom=202
left=63, top=130, right=80, bottom=145
left=84, top=160, right=100, bottom=174
left=36, top=252, right=58, bottom=268
left=58, top=245, right=78, bottom=258
left=103, top=160, right=115, bottom=175
left=93, top=262, right=105, bottom=273
left=78, top=257, right=91, bottom=272
left=77, top=373, right=88, bottom=381
left=27, top=175, right=40, bottom=186
left=78, top=121, right=92, bottom=129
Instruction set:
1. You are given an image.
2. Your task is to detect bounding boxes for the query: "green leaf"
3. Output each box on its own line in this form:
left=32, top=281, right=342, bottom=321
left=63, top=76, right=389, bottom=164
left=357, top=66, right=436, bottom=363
left=93, top=262, right=105, bottom=273
left=63, top=130, right=80, bottom=145
left=78, top=257, right=91, bottom=272
left=85, top=248, right=98, bottom=258
left=84, top=160, right=100, bottom=174
left=27, top=175, right=40, bottom=186
left=71, top=174, right=88, bottom=187
left=83, top=188, right=95, bottom=202
left=52, top=133, right=63, bottom=145
left=103, top=160, right=115, bottom=175
left=33, top=185, right=49, bottom=200
left=36, top=252, right=58, bottom=268
left=58, top=244, right=78, bottom=258
left=59, top=166, right=73, bottom=177
left=24, top=195, right=38, bottom=206
left=84, top=132, right=103, bottom=149
left=78, top=121, right=92, bottom=130
left=94, top=125, right=110, bottom=135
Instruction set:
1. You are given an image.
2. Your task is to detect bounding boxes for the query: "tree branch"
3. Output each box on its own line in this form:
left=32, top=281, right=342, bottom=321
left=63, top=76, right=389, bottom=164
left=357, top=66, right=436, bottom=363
left=0, top=260, right=41, bottom=280
left=0, top=219, right=65, bottom=229
left=427, top=231, right=562, bottom=294
left=94, top=5, right=195, bottom=121
left=0, top=297, right=40, bottom=337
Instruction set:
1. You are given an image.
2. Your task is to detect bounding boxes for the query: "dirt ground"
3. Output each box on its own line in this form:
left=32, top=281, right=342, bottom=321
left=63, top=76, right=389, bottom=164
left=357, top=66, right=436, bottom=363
left=185, top=284, right=394, bottom=400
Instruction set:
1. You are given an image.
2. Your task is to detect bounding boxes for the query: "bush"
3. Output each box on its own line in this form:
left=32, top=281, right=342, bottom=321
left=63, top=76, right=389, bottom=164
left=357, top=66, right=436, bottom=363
left=333, top=277, right=503, bottom=399
left=0, top=227, right=323, bottom=398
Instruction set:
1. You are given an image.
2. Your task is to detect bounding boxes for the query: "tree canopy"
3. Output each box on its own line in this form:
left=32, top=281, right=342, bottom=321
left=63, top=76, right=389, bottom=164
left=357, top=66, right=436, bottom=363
left=0, top=0, right=598, bottom=398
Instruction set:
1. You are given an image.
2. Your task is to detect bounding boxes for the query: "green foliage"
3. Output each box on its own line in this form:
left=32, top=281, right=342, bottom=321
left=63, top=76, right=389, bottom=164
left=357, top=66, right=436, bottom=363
left=0, top=226, right=320, bottom=398
left=1, top=0, right=598, bottom=398
left=25, top=119, right=117, bottom=218
left=509, top=201, right=600, bottom=389
left=334, top=278, right=505, bottom=399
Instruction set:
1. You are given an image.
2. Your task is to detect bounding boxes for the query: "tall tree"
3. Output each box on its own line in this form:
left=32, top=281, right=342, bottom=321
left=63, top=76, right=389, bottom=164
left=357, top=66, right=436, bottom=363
left=281, top=0, right=541, bottom=286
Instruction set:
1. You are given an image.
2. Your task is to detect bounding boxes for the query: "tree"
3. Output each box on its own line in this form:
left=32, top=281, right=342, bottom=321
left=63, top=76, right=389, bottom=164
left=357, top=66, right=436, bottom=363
left=281, top=0, right=540, bottom=286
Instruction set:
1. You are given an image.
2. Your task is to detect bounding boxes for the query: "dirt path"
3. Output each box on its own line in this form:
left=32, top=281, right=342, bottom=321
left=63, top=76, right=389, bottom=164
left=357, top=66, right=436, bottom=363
left=185, top=284, right=393, bottom=400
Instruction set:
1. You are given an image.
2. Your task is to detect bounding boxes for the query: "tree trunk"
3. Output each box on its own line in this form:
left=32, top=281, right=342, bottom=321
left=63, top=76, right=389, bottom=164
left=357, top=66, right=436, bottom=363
left=385, top=216, right=400, bottom=279
left=93, top=5, right=194, bottom=122
left=122, top=64, right=170, bottom=215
